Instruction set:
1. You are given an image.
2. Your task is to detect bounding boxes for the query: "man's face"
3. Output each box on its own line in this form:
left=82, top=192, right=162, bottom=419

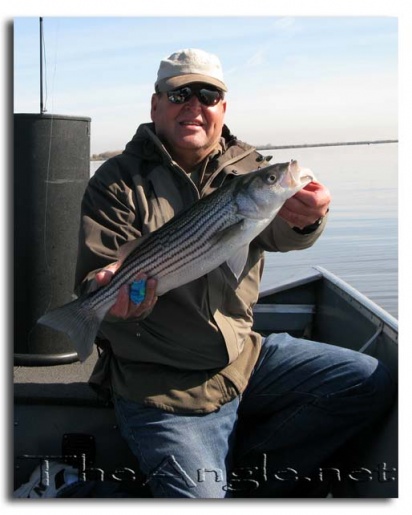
left=150, top=83, right=227, bottom=164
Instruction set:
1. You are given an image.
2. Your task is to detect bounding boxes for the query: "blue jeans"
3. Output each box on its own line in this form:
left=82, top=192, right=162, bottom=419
left=113, top=333, right=396, bottom=498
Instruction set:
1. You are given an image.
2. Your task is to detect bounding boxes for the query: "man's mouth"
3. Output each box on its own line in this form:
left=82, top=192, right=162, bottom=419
left=179, top=121, right=203, bottom=127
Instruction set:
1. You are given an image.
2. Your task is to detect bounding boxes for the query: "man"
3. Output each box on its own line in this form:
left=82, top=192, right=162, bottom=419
left=75, top=49, right=395, bottom=498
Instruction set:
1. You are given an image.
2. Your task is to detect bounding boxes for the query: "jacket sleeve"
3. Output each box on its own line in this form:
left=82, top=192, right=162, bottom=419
left=254, top=212, right=328, bottom=252
left=74, top=159, right=141, bottom=295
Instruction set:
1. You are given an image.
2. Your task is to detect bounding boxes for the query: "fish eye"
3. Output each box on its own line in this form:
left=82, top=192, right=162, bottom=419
left=266, top=173, right=278, bottom=184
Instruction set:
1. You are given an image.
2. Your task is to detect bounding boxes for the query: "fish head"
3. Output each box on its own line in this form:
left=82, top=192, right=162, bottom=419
left=235, top=160, right=316, bottom=220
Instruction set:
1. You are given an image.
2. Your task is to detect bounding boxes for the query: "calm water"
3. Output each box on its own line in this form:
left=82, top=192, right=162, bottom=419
left=90, top=143, right=398, bottom=317
left=260, top=144, right=398, bottom=318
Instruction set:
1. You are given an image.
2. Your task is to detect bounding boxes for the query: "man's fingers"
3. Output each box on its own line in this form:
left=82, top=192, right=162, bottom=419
left=106, top=274, right=158, bottom=319
left=129, top=277, right=158, bottom=316
left=95, top=266, right=158, bottom=319
left=144, top=278, right=158, bottom=305
left=108, top=284, right=131, bottom=318
left=278, top=179, right=331, bottom=228
left=95, top=269, right=113, bottom=287
left=293, top=182, right=331, bottom=209
left=95, top=262, right=121, bottom=286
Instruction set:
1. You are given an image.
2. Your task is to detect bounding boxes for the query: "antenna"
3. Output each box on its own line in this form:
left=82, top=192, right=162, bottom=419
left=39, top=17, right=46, bottom=114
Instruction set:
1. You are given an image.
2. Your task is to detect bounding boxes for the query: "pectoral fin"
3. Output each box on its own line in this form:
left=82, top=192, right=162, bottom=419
left=226, top=244, right=249, bottom=280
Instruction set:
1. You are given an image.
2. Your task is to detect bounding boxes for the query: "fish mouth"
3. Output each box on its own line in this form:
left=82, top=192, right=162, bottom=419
left=280, top=160, right=315, bottom=189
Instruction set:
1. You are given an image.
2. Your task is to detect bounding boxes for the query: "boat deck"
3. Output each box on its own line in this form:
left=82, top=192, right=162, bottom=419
left=13, top=267, right=398, bottom=497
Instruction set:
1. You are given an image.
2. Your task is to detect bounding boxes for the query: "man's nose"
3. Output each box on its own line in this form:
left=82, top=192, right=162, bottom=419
left=183, top=95, right=202, bottom=110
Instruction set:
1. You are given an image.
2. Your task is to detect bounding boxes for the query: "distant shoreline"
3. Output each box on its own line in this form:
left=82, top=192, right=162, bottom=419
left=256, top=140, right=398, bottom=151
left=91, top=140, right=398, bottom=160
left=90, top=150, right=122, bottom=161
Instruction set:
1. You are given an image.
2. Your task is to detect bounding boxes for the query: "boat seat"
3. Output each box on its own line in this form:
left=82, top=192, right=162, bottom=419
left=253, top=303, right=315, bottom=336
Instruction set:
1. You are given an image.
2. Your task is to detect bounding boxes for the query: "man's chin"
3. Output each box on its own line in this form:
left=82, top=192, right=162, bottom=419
left=176, top=135, right=208, bottom=150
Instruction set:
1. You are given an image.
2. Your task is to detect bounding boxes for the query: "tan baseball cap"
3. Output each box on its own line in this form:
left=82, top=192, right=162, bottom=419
left=155, top=48, right=228, bottom=92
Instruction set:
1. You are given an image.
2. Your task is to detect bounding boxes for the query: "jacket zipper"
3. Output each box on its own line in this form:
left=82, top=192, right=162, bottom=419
left=147, top=180, right=168, bottom=226
left=201, top=147, right=257, bottom=195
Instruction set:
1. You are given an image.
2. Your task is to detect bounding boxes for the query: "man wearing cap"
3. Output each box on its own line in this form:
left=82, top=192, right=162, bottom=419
left=75, top=49, right=395, bottom=498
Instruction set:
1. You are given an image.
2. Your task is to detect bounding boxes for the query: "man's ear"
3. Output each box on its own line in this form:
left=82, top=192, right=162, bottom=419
left=150, top=93, right=159, bottom=121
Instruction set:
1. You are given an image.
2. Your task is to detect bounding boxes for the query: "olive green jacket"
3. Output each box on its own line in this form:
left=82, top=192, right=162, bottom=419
left=75, top=123, right=326, bottom=413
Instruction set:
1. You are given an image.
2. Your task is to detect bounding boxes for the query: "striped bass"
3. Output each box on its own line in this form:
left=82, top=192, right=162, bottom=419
left=38, top=160, right=315, bottom=360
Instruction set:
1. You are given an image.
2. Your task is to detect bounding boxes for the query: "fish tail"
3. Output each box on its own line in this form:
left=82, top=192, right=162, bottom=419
left=37, top=295, right=108, bottom=361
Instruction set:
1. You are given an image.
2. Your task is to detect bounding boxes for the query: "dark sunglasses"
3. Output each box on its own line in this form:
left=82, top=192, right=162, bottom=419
left=166, top=86, right=224, bottom=107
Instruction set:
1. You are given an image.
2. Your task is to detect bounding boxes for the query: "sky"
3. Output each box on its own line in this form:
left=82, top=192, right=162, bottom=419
left=12, top=14, right=399, bottom=155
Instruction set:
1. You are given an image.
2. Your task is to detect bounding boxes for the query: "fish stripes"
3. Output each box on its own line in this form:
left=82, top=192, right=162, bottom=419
left=86, top=190, right=238, bottom=313
left=38, top=161, right=315, bottom=360
left=119, top=192, right=236, bottom=277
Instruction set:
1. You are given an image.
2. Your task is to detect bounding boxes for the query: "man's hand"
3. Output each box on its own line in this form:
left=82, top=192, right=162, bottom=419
left=278, top=181, right=331, bottom=230
left=95, top=262, right=158, bottom=319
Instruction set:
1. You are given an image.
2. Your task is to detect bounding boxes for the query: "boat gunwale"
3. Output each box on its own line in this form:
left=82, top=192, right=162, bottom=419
left=259, top=265, right=398, bottom=337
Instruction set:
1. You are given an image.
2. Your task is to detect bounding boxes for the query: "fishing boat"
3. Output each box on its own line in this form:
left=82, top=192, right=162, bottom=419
left=13, top=265, right=398, bottom=498
left=13, top=17, right=398, bottom=498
